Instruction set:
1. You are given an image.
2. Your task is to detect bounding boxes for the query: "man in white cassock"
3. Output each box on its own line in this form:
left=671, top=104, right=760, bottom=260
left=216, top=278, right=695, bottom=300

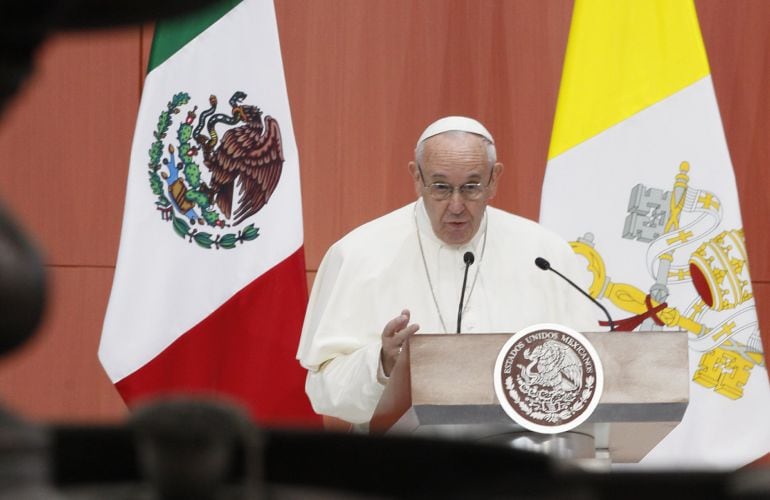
left=296, top=116, right=599, bottom=425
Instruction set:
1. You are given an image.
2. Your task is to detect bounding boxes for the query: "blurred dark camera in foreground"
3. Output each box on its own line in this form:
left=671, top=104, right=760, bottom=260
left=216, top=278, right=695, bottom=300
left=0, top=202, right=46, bottom=356
left=0, top=0, right=224, bottom=116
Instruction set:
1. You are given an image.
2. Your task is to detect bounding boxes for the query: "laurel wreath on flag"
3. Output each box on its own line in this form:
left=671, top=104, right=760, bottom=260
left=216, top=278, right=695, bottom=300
left=147, top=92, right=260, bottom=250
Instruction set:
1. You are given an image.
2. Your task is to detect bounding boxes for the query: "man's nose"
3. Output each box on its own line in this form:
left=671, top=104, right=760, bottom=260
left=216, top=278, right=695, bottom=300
left=447, top=191, right=465, bottom=213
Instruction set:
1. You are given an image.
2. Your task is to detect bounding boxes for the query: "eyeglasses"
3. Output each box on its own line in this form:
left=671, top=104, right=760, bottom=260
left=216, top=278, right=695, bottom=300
left=417, top=164, right=491, bottom=201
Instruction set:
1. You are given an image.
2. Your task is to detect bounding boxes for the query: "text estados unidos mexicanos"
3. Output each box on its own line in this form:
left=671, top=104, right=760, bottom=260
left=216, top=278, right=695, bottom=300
left=503, top=341, right=525, bottom=374
left=560, top=333, right=594, bottom=374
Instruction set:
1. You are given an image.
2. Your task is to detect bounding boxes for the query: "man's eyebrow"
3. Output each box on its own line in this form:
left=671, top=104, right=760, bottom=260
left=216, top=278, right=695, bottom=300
left=428, top=173, right=483, bottom=183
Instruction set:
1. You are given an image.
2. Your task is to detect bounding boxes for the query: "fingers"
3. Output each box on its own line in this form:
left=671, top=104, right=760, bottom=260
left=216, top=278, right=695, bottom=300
left=380, top=310, right=419, bottom=377
left=394, top=323, right=420, bottom=346
left=382, top=312, right=410, bottom=338
left=382, top=311, right=418, bottom=349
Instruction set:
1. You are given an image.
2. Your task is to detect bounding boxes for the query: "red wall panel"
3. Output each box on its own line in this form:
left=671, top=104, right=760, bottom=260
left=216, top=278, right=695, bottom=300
left=0, top=1, right=767, bottom=428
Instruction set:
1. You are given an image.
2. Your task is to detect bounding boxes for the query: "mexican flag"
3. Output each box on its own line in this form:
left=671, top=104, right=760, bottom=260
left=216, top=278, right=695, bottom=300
left=540, top=0, right=770, bottom=468
left=99, top=0, right=318, bottom=426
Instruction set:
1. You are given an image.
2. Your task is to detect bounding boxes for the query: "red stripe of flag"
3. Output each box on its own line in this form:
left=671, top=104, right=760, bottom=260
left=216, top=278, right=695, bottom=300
left=116, top=247, right=319, bottom=428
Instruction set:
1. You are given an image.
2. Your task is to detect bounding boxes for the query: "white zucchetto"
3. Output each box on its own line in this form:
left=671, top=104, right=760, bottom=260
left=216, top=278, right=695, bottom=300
left=416, top=116, right=495, bottom=147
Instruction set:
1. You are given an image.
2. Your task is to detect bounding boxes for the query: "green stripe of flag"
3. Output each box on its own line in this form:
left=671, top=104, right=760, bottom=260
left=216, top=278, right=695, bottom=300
left=148, top=0, right=242, bottom=73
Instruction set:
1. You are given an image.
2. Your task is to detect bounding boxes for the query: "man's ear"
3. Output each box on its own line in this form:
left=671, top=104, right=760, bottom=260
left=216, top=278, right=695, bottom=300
left=487, top=162, right=504, bottom=200
left=408, top=161, right=422, bottom=197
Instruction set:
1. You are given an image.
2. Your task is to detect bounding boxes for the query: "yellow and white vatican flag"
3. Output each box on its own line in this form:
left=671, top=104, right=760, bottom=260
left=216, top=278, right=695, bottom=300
left=540, top=0, right=770, bottom=469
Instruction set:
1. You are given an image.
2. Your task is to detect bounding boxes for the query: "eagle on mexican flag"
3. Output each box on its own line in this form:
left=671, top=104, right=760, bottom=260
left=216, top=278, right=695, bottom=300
left=99, top=0, right=318, bottom=427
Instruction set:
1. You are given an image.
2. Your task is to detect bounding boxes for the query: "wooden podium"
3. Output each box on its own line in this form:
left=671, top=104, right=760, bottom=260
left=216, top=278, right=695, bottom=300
left=370, top=332, right=689, bottom=464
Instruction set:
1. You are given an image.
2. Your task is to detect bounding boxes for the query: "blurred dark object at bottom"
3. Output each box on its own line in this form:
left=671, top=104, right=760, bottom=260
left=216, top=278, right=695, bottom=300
left=42, top=397, right=770, bottom=500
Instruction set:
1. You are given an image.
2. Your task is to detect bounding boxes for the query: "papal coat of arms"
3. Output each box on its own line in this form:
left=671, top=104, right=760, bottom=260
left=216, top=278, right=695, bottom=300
left=147, top=91, right=284, bottom=249
left=571, top=162, right=764, bottom=400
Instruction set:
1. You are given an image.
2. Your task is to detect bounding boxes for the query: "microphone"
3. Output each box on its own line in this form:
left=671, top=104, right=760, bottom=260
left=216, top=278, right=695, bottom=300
left=534, top=257, right=615, bottom=332
left=456, top=251, right=475, bottom=334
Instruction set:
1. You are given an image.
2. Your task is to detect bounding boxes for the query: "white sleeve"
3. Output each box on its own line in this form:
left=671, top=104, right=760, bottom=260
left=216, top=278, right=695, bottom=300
left=296, top=241, right=387, bottom=423
left=304, top=342, right=386, bottom=424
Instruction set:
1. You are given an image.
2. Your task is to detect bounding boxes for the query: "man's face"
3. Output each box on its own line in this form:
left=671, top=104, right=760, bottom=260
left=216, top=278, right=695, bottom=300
left=409, top=132, right=503, bottom=245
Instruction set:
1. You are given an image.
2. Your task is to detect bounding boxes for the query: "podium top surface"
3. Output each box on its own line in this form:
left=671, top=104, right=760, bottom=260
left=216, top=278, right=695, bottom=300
left=370, top=331, right=689, bottom=463
left=402, top=332, right=688, bottom=406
